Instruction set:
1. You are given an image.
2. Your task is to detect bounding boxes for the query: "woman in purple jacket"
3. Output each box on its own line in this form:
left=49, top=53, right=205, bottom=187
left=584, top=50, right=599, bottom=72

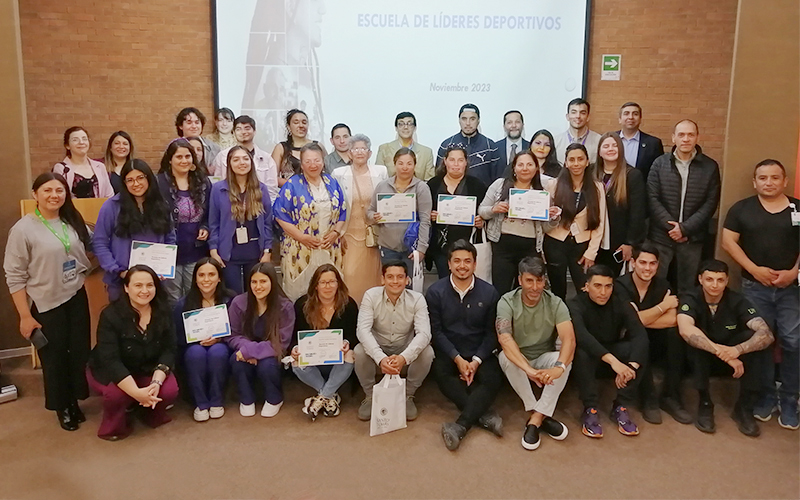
left=227, top=262, right=294, bottom=418
left=208, top=146, right=274, bottom=294
left=93, top=160, right=176, bottom=301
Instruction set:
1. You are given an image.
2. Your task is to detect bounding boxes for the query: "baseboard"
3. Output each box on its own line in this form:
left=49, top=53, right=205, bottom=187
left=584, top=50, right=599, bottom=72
left=0, top=347, right=31, bottom=360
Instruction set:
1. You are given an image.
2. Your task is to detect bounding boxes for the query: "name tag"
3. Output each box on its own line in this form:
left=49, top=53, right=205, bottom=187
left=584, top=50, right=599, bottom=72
left=791, top=212, right=800, bottom=226
left=62, top=259, right=77, bottom=284
left=236, top=226, right=249, bottom=244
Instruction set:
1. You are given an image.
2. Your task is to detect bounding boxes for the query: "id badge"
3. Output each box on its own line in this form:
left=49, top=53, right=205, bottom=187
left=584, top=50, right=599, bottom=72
left=569, top=223, right=581, bottom=237
left=62, top=259, right=77, bottom=284
left=236, top=226, right=249, bottom=244
left=791, top=212, right=800, bottom=227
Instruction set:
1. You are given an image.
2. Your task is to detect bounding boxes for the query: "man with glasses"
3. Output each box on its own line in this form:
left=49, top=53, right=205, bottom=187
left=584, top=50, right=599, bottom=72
left=437, top=103, right=501, bottom=186
left=375, top=111, right=436, bottom=180
left=211, top=115, right=279, bottom=202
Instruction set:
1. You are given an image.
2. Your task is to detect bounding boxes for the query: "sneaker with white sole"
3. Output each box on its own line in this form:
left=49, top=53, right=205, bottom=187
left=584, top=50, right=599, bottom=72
left=239, top=403, right=256, bottom=417
left=193, top=408, right=210, bottom=422
left=261, top=401, right=283, bottom=418
left=303, top=395, right=326, bottom=420
left=323, top=396, right=341, bottom=417
left=540, top=416, right=569, bottom=440
left=209, top=406, right=225, bottom=419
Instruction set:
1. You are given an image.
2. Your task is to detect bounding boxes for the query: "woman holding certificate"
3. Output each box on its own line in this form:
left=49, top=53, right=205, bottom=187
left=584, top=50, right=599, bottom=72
left=367, top=148, right=433, bottom=274
left=86, top=265, right=178, bottom=441
left=543, top=143, right=607, bottom=299
left=593, top=132, right=647, bottom=275
left=157, top=139, right=212, bottom=301
left=331, top=134, right=387, bottom=303
left=290, top=264, right=358, bottom=420
left=227, top=263, right=294, bottom=417
left=273, top=143, right=347, bottom=301
left=428, top=146, right=487, bottom=278
left=4, top=173, right=93, bottom=431
left=174, top=257, right=235, bottom=422
left=208, top=146, right=274, bottom=295
left=94, top=159, right=175, bottom=301
left=479, top=151, right=558, bottom=295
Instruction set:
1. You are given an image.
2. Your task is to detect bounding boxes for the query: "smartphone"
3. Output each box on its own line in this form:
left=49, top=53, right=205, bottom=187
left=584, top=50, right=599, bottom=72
left=613, top=249, right=624, bottom=263
left=30, top=328, right=48, bottom=350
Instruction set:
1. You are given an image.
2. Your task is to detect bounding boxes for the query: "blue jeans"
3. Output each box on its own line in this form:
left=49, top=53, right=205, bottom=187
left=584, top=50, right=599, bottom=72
left=742, top=279, right=800, bottom=401
left=184, top=343, right=230, bottom=409
left=379, top=247, right=413, bottom=277
left=230, top=355, right=283, bottom=405
left=292, top=362, right=354, bottom=398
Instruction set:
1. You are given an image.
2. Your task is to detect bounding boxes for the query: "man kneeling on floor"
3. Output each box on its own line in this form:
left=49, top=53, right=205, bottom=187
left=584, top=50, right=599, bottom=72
left=496, top=257, right=576, bottom=450
left=426, top=239, right=504, bottom=450
left=677, top=259, right=774, bottom=437
left=355, top=261, right=434, bottom=422
left=570, top=265, right=648, bottom=438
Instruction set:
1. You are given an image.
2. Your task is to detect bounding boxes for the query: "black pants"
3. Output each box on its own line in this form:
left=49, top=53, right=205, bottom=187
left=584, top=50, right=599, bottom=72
left=491, top=234, right=538, bottom=296
left=573, top=341, right=648, bottom=409
left=595, top=248, right=624, bottom=277
left=690, top=330, right=767, bottom=410
left=543, top=235, right=589, bottom=300
left=433, top=352, right=503, bottom=429
left=31, top=287, right=91, bottom=411
left=638, top=327, right=686, bottom=402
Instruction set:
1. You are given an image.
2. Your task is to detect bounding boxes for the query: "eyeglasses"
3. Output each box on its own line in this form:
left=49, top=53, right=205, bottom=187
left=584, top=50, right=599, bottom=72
left=318, top=280, right=338, bottom=287
left=351, top=147, right=369, bottom=153
left=396, top=121, right=415, bottom=128
left=125, top=175, right=147, bottom=185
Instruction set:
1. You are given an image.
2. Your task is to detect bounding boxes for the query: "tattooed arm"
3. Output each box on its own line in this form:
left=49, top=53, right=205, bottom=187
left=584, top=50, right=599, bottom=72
left=676, top=313, right=719, bottom=355
left=736, top=317, right=775, bottom=354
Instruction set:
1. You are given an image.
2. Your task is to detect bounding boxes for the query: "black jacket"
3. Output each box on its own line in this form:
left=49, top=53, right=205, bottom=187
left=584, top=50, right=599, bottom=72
left=606, top=166, right=647, bottom=249
left=617, top=130, right=664, bottom=181
left=427, top=174, right=487, bottom=254
left=89, top=300, right=176, bottom=386
left=646, top=146, right=720, bottom=246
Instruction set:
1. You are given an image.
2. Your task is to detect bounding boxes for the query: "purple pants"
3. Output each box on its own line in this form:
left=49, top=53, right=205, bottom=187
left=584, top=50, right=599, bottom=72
left=184, top=343, right=230, bottom=410
left=229, top=354, right=282, bottom=406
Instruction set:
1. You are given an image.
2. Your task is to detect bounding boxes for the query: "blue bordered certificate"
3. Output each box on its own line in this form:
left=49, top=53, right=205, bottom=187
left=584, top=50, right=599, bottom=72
left=377, top=193, right=416, bottom=223
left=182, top=304, right=231, bottom=343
left=436, top=195, right=476, bottom=226
left=297, top=329, right=344, bottom=366
left=129, top=241, right=178, bottom=279
left=508, top=189, right=550, bottom=221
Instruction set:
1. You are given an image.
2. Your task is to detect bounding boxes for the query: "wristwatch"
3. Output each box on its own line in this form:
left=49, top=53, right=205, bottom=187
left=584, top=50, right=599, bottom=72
left=553, top=361, right=567, bottom=371
left=155, top=363, right=171, bottom=377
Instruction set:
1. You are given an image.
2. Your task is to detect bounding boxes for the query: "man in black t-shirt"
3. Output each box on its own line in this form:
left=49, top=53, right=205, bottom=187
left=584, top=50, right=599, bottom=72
left=677, top=260, right=774, bottom=437
left=616, top=243, right=691, bottom=425
left=721, top=158, right=800, bottom=430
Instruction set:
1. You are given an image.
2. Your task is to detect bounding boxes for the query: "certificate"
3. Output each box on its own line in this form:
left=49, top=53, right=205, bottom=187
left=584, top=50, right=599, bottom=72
left=182, top=304, right=231, bottom=343
left=297, top=329, right=344, bottom=367
left=129, top=241, right=178, bottom=279
left=377, top=193, right=416, bottom=223
left=508, top=189, right=550, bottom=221
left=436, top=195, right=477, bottom=226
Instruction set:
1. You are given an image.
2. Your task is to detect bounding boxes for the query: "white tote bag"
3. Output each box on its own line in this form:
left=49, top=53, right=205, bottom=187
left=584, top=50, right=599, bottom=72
left=370, top=374, right=407, bottom=436
left=411, top=251, right=424, bottom=293
left=471, top=228, right=492, bottom=283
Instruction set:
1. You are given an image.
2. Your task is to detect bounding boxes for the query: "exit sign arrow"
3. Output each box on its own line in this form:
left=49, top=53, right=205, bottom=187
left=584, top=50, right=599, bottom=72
left=604, top=59, right=618, bottom=69
left=601, top=54, right=621, bottom=81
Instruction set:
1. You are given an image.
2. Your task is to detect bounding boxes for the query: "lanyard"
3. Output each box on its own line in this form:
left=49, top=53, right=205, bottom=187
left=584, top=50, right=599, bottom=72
left=575, top=191, right=582, bottom=211
left=35, top=208, right=71, bottom=254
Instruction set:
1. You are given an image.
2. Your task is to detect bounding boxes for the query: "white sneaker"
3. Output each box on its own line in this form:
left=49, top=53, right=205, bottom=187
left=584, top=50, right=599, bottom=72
left=193, top=408, right=210, bottom=422
left=209, top=406, right=225, bottom=419
left=239, top=403, right=256, bottom=417
left=261, top=400, right=283, bottom=417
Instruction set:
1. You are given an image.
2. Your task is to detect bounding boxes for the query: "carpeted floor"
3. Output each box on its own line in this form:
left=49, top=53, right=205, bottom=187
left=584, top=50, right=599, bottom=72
left=1, top=370, right=798, bottom=500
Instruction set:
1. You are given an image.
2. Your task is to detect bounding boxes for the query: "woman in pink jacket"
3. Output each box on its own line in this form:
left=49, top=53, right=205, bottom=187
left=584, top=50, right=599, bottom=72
left=53, top=126, right=114, bottom=199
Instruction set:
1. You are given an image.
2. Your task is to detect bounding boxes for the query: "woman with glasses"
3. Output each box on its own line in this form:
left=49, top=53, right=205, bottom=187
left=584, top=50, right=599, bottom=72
left=94, top=160, right=175, bottom=301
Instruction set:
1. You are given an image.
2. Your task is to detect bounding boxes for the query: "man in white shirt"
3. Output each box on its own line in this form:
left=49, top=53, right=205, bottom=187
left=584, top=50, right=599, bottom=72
left=354, top=261, right=434, bottom=422
left=211, top=115, right=279, bottom=203
left=554, top=98, right=601, bottom=164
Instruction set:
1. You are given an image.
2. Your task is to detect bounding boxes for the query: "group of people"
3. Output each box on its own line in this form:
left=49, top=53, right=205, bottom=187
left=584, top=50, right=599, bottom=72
left=4, top=98, right=798, bottom=450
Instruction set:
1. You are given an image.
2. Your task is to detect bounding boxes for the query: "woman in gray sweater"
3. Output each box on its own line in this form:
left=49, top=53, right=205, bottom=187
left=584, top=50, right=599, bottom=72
left=4, top=173, right=93, bottom=431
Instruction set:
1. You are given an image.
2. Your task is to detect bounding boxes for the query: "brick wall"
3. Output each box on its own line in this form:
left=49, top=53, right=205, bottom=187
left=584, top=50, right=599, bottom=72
left=19, top=0, right=736, bottom=174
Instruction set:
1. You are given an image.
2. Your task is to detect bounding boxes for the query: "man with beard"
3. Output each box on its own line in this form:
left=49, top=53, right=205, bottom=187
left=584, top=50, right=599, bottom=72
left=495, top=110, right=530, bottom=170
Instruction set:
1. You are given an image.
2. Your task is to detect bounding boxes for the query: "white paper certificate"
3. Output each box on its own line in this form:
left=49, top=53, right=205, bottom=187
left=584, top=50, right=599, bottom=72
left=182, top=304, right=231, bottom=343
left=508, top=189, right=550, bottom=221
left=297, top=329, right=344, bottom=366
left=129, top=241, right=178, bottom=279
left=436, top=195, right=476, bottom=226
left=377, top=193, right=416, bottom=223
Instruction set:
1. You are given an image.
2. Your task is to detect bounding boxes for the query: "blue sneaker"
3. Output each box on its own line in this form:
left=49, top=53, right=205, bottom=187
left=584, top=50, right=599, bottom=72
left=753, top=393, right=778, bottom=422
left=778, top=398, right=799, bottom=430
left=611, top=404, right=640, bottom=436
left=581, top=407, right=603, bottom=438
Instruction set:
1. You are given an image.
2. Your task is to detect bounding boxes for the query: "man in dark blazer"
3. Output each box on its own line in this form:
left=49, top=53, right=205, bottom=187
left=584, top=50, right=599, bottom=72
left=496, top=110, right=531, bottom=174
left=617, top=102, right=664, bottom=181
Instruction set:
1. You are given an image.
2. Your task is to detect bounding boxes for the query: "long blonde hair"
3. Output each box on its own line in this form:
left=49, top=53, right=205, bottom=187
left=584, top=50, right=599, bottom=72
left=595, top=132, right=629, bottom=207
left=226, top=146, right=264, bottom=223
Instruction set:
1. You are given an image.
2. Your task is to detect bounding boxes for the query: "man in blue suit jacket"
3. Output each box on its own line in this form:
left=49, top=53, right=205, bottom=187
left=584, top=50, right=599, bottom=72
left=496, top=110, right=531, bottom=173
left=617, top=102, right=664, bottom=182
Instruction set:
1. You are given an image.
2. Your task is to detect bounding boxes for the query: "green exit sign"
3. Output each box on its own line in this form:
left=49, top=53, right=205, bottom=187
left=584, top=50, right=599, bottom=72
left=602, top=54, right=621, bottom=81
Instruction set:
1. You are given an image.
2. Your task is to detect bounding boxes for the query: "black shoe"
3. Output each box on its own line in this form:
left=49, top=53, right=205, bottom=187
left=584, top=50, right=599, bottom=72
left=56, top=408, right=79, bottom=431
left=732, top=403, right=760, bottom=437
left=477, top=411, right=503, bottom=437
left=641, top=402, right=662, bottom=425
left=539, top=416, right=569, bottom=440
left=521, top=424, right=541, bottom=450
left=441, top=422, right=467, bottom=451
left=68, top=402, right=86, bottom=424
left=694, top=401, right=715, bottom=433
left=661, top=396, right=692, bottom=424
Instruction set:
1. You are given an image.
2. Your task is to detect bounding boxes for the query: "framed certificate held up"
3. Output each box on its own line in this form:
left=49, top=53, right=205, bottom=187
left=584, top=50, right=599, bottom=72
left=436, top=195, right=477, bottom=226
left=182, top=304, right=231, bottom=343
left=508, top=189, right=550, bottom=221
left=129, top=241, right=178, bottom=279
left=377, top=193, right=416, bottom=223
left=297, top=329, right=344, bottom=366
